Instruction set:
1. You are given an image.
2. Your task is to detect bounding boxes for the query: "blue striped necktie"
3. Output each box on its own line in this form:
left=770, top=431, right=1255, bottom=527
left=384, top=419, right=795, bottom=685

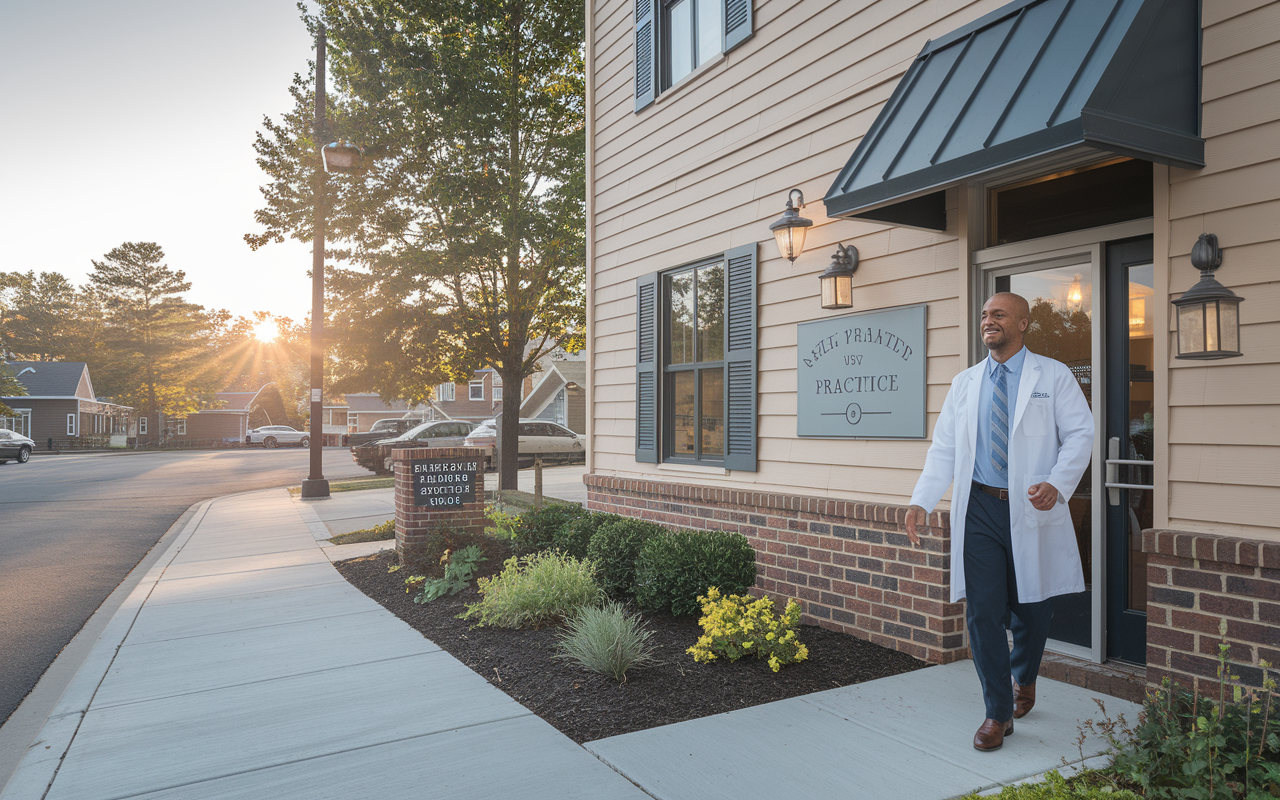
left=991, top=364, right=1009, bottom=476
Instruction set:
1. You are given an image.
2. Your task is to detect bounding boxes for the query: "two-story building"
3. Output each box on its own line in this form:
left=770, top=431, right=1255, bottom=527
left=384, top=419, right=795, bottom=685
left=586, top=0, right=1280, bottom=697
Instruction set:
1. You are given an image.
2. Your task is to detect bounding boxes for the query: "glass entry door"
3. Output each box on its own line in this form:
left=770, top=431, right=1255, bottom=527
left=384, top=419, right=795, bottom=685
left=1103, top=237, right=1154, bottom=664
left=995, top=266, right=1095, bottom=649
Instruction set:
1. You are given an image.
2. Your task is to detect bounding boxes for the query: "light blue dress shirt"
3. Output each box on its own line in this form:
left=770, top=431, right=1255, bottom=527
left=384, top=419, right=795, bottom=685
left=972, top=346, right=1027, bottom=488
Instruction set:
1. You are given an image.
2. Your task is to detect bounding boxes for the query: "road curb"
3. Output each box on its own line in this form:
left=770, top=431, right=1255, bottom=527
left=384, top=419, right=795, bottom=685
left=0, top=499, right=213, bottom=799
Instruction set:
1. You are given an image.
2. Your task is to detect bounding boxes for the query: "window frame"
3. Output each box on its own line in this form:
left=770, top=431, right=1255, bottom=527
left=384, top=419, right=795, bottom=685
left=469, top=381, right=485, bottom=401
left=437, top=383, right=456, bottom=402
left=635, top=0, right=753, bottom=112
left=138, top=416, right=148, bottom=435
left=662, top=256, right=727, bottom=466
left=67, top=414, right=77, bottom=437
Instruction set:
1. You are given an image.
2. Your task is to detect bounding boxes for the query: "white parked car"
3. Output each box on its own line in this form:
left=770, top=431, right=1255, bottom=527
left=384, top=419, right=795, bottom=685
left=463, top=419, right=585, bottom=467
left=246, top=425, right=309, bottom=448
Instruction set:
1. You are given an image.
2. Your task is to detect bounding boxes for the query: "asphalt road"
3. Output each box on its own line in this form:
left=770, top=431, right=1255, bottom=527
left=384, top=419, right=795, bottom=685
left=0, top=447, right=370, bottom=727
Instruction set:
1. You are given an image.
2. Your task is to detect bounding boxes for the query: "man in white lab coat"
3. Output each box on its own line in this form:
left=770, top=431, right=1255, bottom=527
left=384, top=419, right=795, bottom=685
left=904, top=292, right=1093, bottom=752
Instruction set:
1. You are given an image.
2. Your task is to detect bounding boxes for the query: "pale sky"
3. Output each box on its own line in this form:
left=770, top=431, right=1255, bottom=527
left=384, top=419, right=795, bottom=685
left=1, top=0, right=323, bottom=323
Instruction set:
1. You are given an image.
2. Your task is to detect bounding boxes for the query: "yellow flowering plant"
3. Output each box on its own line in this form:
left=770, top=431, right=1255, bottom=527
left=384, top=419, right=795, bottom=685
left=687, top=587, right=809, bottom=673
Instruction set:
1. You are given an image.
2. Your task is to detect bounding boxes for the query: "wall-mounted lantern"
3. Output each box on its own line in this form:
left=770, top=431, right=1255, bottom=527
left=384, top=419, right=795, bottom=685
left=769, top=189, right=813, bottom=263
left=322, top=141, right=365, bottom=173
left=819, top=243, right=858, bottom=309
left=1172, top=233, right=1243, bottom=360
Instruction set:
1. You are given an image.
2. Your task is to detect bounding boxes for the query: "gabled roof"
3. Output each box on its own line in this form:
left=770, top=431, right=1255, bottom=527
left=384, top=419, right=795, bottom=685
left=824, top=0, right=1202, bottom=229
left=215, top=392, right=260, bottom=411
left=521, top=361, right=586, bottom=419
left=4, top=361, right=95, bottom=400
left=345, top=393, right=410, bottom=413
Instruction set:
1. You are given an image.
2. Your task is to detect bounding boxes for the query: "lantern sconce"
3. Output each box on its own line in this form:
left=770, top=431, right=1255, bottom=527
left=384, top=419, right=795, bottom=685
left=819, top=243, right=858, bottom=310
left=769, top=189, right=813, bottom=263
left=1171, top=233, right=1244, bottom=360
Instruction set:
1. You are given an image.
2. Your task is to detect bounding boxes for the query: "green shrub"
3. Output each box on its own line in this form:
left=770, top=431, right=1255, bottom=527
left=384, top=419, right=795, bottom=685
left=553, top=512, right=624, bottom=560
left=687, top=587, right=808, bottom=672
left=556, top=601, right=658, bottom=682
left=587, top=518, right=665, bottom=600
left=960, top=771, right=1140, bottom=799
left=460, top=551, right=603, bottom=628
left=633, top=529, right=758, bottom=616
left=511, top=503, right=588, bottom=555
left=412, top=545, right=487, bottom=604
left=484, top=503, right=521, bottom=542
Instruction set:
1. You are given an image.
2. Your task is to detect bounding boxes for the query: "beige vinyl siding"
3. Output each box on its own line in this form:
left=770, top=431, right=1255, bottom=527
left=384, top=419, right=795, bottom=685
left=1163, top=1, right=1280, bottom=539
left=589, top=0, right=1014, bottom=501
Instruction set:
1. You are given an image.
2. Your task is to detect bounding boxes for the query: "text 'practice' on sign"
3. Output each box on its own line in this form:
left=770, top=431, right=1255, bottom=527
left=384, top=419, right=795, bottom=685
left=411, top=457, right=479, bottom=508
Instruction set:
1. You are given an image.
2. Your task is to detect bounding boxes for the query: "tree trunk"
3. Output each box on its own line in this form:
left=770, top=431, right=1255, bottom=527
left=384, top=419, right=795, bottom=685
left=498, top=368, right=521, bottom=490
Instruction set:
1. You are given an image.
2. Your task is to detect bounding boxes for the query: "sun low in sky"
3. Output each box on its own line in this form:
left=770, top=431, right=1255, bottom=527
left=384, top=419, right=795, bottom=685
left=252, top=320, right=279, bottom=343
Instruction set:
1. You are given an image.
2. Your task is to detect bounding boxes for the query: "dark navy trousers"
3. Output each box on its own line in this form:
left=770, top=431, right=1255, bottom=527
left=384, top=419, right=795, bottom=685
left=964, top=484, right=1055, bottom=722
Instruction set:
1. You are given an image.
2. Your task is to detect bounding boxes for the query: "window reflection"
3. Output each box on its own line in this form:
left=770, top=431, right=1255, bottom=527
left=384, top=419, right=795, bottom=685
left=701, top=370, right=724, bottom=456
left=673, top=371, right=696, bottom=455
left=670, top=271, right=695, bottom=365
left=697, top=263, right=724, bottom=362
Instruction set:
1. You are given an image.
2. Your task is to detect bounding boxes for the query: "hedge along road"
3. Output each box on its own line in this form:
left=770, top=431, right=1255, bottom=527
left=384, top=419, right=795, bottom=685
left=0, top=447, right=370, bottom=728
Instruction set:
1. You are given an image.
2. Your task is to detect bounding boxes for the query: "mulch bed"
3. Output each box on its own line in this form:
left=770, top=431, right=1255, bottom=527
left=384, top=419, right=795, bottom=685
left=335, top=548, right=930, bottom=744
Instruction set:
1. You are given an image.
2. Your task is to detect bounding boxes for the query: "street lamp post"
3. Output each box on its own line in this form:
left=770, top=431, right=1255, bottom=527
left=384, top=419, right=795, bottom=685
left=301, top=24, right=331, bottom=500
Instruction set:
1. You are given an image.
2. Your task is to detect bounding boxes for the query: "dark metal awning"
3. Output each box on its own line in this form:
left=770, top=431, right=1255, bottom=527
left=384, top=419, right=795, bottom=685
left=824, top=0, right=1203, bottom=231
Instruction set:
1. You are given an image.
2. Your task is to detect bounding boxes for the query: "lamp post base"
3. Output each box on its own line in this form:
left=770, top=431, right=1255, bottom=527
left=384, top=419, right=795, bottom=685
left=300, top=479, right=331, bottom=500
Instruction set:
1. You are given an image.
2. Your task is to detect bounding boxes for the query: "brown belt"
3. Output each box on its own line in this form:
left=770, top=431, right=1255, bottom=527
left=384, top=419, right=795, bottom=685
left=972, top=481, right=1009, bottom=500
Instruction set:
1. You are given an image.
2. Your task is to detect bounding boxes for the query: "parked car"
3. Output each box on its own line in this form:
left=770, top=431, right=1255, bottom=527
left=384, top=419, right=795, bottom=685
left=351, top=419, right=477, bottom=474
left=246, top=425, right=309, bottom=448
left=463, top=419, right=585, bottom=468
left=0, top=429, right=35, bottom=464
left=342, top=417, right=423, bottom=447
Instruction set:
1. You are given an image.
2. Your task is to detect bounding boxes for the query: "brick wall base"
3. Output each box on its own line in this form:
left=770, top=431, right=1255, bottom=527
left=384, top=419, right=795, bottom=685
left=1144, top=529, right=1280, bottom=695
left=585, top=474, right=966, bottom=664
left=394, top=447, right=488, bottom=559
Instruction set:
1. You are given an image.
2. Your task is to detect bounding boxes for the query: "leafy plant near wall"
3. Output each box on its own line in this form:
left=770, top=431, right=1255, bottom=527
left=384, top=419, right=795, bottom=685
left=460, top=551, right=602, bottom=628
left=484, top=502, right=521, bottom=542
left=633, top=529, right=758, bottom=616
left=553, top=512, right=623, bottom=560
left=959, top=770, right=1140, bottom=799
left=556, top=601, right=658, bottom=682
left=687, top=587, right=808, bottom=673
left=511, top=503, right=588, bottom=555
left=412, top=546, right=487, bottom=604
left=587, top=518, right=664, bottom=600
left=1081, top=620, right=1280, bottom=800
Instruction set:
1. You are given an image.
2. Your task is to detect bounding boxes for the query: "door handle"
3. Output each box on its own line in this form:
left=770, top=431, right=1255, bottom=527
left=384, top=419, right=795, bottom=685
left=1105, top=435, right=1154, bottom=506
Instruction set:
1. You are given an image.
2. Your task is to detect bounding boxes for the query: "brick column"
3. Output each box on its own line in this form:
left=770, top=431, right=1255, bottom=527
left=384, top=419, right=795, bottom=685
left=1144, top=529, right=1280, bottom=694
left=395, top=447, right=488, bottom=560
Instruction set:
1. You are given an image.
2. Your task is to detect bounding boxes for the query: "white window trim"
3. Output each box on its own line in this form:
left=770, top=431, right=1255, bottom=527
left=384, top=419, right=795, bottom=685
left=494, top=386, right=504, bottom=401
left=437, top=383, right=456, bottom=402
left=67, top=414, right=77, bottom=436
left=174, top=420, right=187, bottom=436
left=139, top=416, right=148, bottom=435
left=469, top=381, right=485, bottom=401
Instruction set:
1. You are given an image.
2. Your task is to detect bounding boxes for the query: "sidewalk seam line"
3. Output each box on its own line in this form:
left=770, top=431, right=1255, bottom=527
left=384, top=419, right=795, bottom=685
left=92, top=712, right=536, bottom=800
left=118, top=609, right=382, bottom=647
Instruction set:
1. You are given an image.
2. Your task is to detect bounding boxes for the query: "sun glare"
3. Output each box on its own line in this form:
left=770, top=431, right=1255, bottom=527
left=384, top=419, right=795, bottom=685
left=253, top=320, right=278, bottom=343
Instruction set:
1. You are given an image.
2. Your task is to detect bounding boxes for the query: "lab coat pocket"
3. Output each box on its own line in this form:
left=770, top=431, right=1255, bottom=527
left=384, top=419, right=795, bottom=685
left=1024, top=473, right=1059, bottom=527
left=1022, top=399, right=1051, bottom=437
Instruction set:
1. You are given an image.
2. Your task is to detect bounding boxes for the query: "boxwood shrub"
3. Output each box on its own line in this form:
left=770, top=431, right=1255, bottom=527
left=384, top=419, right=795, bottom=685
left=633, top=529, right=758, bottom=616
left=553, top=512, right=624, bottom=560
left=511, top=502, right=588, bottom=555
left=587, top=518, right=666, bottom=600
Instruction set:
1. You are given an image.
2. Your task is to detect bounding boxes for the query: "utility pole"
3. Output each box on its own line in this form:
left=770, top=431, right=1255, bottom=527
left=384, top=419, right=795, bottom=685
left=301, top=23, right=330, bottom=500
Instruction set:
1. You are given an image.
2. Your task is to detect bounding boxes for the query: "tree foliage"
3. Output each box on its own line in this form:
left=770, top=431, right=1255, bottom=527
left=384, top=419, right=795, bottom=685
left=247, top=0, right=586, bottom=486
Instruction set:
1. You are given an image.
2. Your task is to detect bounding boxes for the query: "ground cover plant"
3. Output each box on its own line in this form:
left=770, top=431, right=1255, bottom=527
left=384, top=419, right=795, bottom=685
left=407, top=545, right=487, bottom=604
left=688, top=587, right=809, bottom=672
left=335, top=548, right=929, bottom=743
left=460, top=551, right=603, bottom=628
left=556, top=601, right=658, bottom=682
left=328, top=518, right=395, bottom=545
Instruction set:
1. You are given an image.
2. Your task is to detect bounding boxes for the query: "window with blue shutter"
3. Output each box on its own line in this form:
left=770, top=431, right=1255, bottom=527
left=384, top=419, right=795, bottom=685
left=635, top=0, right=753, bottom=112
left=634, top=244, right=756, bottom=470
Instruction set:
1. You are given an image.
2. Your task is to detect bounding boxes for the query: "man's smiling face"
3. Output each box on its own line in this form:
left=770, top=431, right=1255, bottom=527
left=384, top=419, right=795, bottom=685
left=981, top=293, right=1030, bottom=355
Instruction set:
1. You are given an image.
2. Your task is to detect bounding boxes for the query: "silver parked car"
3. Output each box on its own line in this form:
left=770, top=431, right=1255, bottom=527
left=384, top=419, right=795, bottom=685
left=246, top=425, right=309, bottom=448
left=0, top=429, right=35, bottom=464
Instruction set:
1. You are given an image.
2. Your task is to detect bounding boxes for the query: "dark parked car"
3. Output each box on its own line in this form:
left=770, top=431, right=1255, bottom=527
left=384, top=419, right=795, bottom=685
left=342, top=417, right=422, bottom=447
left=351, top=420, right=477, bottom=474
left=0, top=429, right=35, bottom=464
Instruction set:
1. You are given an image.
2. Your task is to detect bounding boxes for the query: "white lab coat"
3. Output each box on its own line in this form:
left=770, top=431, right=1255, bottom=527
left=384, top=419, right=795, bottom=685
left=909, top=350, right=1094, bottom=604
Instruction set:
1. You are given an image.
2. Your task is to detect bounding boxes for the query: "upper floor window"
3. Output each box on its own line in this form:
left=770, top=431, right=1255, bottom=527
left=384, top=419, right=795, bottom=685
left=437, top=383, right=456, bottom=402
left=635, top=0, right=753, bottom=112
left=494, top=385, right=504, bottom=402
left=469, top=381, right=485, bottom=401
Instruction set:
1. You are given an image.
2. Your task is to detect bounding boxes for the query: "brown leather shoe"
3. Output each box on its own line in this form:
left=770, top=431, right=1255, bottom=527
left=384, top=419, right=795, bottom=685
left=1012, top=678, right=1035, bottom=719
left=973, top=718, right=1014, bottom=751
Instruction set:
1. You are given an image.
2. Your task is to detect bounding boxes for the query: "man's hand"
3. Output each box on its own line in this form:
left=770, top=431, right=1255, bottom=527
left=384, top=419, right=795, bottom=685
left=903, top=505, right=927, bottom=547
left=1028, top=482, right=1059, bottom=511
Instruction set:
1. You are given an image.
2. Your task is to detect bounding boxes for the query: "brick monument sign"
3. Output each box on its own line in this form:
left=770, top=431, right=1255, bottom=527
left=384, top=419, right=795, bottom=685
left=393, top=446, right=487, bottom=560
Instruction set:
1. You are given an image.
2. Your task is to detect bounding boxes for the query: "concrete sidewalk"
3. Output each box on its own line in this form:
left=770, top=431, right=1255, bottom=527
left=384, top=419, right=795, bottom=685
left=1, top=486, right=1139, bottom=800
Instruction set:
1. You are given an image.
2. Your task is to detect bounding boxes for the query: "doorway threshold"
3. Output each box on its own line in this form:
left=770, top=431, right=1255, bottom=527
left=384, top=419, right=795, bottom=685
left=1039, top=651, right=1146, bottom=704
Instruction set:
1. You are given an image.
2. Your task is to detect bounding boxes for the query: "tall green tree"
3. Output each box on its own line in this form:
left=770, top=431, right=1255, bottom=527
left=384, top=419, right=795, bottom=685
left=0, top=271, right=85, bottom=361
left=0, top=362, right=27, bottom=418
left=89, top=242, right=216, bottom=418
left=248, top=0, right=586, bottom=487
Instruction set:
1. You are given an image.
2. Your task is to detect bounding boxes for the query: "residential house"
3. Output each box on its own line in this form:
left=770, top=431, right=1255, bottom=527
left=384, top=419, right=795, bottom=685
left=586, top=0, right=1280, bottom=698
left=522, top=359, right=586, bottom=433
left=430, top=370, right=504, bottom=423
left=1, top=361, right=132, bottom=449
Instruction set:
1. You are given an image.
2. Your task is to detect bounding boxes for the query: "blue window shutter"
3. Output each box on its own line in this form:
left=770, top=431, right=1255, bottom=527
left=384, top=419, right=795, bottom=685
left=724, top=0, right=753, bottom=53
left=635, top=272, right=659, bottom=462
left=722, top=243, right=757, bottom=471
left=635, top=0, right=657, bottom=112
